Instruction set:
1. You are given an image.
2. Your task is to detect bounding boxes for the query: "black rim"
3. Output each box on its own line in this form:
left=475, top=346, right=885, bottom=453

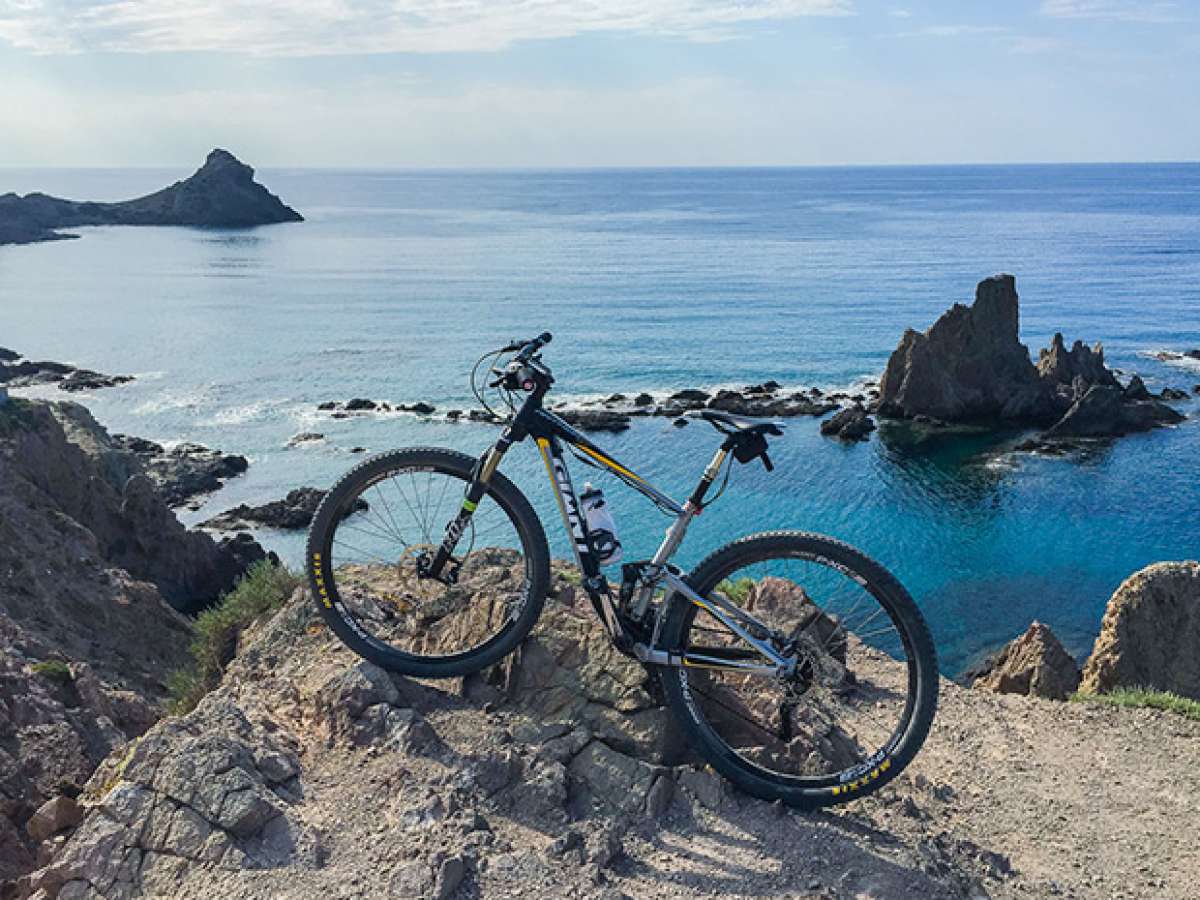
left=316, top=460, right=537, bottom=665
left=678, top=548, right=920, bottom=791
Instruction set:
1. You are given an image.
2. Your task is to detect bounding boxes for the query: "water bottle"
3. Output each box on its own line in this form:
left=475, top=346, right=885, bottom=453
left=580, top=482, right=623, bottom=566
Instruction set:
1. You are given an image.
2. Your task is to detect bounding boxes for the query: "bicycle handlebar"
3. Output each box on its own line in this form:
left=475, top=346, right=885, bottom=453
left=488, top=332, right=554, bottom=390
left=510, top=331, right=552, bottom=362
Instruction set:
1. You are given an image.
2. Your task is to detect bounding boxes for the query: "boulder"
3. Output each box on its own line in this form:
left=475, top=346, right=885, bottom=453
left=972, top=622, right=1081, bottom=701
left=820, top=405, right=876, bottom=442
left=878, top=275, right=1056, bottom=423
left=286, top=432, right=324, bottom=448
left=25, top=797, right=83, bottom=844
left=1080, top=562, right=1200, bottom=699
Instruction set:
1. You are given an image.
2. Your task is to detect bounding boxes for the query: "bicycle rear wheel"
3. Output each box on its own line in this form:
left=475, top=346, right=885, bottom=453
left=306, top=447, right=550, bottom=677
left=659, top=531, right=938, bottom=808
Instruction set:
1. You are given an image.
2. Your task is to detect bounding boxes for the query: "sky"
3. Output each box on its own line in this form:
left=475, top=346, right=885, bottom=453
left=0, top=0, right=1197, bottom=167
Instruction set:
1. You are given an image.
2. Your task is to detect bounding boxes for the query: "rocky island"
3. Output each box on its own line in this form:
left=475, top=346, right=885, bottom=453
left=0, top=150, right=301, bottom=246
left=878, top=274, right=1186, bottom=445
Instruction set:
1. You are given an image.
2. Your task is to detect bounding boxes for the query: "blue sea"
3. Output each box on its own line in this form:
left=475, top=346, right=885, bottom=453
left=3, top=164, right=1199, bottom=676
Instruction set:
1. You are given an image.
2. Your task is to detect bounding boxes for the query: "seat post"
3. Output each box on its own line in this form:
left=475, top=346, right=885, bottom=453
left=688, top=446, right=730, bottom=509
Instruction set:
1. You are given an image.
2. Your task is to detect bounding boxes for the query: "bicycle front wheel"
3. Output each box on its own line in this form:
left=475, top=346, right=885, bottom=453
left=306, top=447, right=550, bottom=677
left=659, top=532, right=938, bottom=808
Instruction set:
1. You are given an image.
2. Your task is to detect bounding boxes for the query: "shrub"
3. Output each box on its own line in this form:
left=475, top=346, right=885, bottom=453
left=168, top=561, right=301, bottom=714
left=716, top=577, right=756, bottom=604
left=31, top=659, right=73, bottom=684
left=1070, top=687, right=1200, bottom=723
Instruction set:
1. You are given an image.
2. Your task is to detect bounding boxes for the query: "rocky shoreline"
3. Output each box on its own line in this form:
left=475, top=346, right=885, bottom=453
left=0, top=150, right=301, bottom=247
left=308, top=276, right=1192, bottom=454
left=201, top=488, right=366, bottom=532
left=0, top=348, right=133, bottom=393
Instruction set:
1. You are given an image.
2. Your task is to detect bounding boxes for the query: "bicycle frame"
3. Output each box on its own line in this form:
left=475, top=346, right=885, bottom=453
left=427, top=385, right=791, bottom=676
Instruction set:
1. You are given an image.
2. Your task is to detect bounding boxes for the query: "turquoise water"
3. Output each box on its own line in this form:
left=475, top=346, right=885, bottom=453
left=3, top=164, right=1199, bottom=675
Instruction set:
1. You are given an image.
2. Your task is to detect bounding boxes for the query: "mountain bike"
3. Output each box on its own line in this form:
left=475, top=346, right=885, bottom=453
left=307, top=333, right=938, bottom=808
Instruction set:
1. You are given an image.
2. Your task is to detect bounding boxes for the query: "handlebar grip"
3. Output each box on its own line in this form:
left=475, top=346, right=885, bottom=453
left=514, top=331, right=553, bottom=361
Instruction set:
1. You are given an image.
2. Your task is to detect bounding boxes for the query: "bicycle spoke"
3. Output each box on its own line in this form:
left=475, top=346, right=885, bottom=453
left=321, top=461, right=534, bottom=662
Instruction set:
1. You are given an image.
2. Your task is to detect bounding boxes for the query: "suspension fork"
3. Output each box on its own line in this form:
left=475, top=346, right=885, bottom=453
left=423, top=430, right=514, bottom=581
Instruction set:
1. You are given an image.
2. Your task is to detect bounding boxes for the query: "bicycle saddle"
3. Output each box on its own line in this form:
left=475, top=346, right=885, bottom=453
left=699, top=409, right=784, bottom=437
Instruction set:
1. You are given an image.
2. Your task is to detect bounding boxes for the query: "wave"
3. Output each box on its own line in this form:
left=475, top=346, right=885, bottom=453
left=1138, top=349, right=1200, bottom=373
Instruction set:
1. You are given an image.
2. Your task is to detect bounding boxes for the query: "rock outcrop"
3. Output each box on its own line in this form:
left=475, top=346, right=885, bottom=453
left=1080, top=562, right=1200, bottom=699
left=1044, top=384, right=1184, bottom=438
left=820, top=404, right=876, bottom=442
left=1036, top=333, right=1119, bottom=390
left=0, top=150, right=302, bottom=246
left=971, top=622, right=1081, bottom=701
left=878, top=275, right=1055, bottom=424
left=0, top=397, right=278, bottom=883
left=202, top=488, right=366, bottom=532
left=15, top=573, right=1200, bottom=899
left=51, top=403, right=249, bottom=509
left=0, top=350, right=132, bottom=394
left=878, top=274, right=1186, bottom=441
left=1, top=399, right=266, bottom=613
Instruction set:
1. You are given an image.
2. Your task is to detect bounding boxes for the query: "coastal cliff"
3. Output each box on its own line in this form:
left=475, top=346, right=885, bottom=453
left=0, top=398, right=274, bottom=882
left=0, top=150, right=301, bottom=246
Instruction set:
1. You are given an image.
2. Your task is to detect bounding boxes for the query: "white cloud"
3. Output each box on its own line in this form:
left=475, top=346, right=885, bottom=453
left=0, top=0, right=854, bottom=56
left=1039, top=1, right=1180, bottom=23
left=888, top=7, right=912, bottom=17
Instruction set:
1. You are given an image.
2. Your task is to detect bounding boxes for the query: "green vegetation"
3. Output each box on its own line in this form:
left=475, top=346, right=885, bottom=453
left=168, top=561, right=301, bottom=715
left=716, top=576, right=756, bottom=603
left=1070, top=687, right=1200, bottom=723
left=31, top=659, right=73, bottom=684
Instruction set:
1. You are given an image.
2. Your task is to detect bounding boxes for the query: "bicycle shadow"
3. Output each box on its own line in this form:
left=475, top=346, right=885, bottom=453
left=379, top=672, right=1000, bottom=899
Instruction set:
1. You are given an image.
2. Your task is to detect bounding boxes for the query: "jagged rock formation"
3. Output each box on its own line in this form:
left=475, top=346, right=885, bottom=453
left=878, top=275, right=1186, bottom=441
left=878, top=275, right=1056, bottom=423
left=1036, top=333, right=1119, bottom=390
left=1, top=399, right=266, bottom=613
left=0, top=150, right=301, bottom=246
left=1080, top=562, right=1200, bottom=699
left=971, top=622, right=1082, bottom=701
